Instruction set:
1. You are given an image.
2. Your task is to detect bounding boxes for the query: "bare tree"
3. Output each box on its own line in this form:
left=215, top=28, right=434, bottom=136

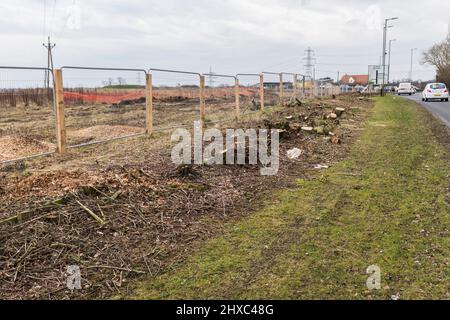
left=117, top=77, right=126, bottom=86
left=422, top=34, right=450, bottom=85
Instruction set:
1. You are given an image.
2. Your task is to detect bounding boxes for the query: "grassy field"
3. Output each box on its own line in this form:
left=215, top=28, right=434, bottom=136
left=132, top=96, right=450, bottom=300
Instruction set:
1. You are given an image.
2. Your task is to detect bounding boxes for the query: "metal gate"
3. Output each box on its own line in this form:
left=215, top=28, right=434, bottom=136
left=0, top=66, right=57, bottom=164
left=60, top=66, right=148, bottom=149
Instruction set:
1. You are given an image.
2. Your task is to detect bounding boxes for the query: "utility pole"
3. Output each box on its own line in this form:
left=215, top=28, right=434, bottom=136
left=43, top=36, right=56, bottom=89
left=409, top=48, right=418, bottom=82
left=381, top=17, right=398, bottom=96
left=387, top=39, right=396, bottom=84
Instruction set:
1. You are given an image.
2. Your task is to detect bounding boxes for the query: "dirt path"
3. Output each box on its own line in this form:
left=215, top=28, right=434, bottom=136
left=131, top=96, right=450, bottom=300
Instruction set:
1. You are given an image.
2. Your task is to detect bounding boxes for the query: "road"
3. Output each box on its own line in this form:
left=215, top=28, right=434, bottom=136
left=405, top=93, right=450, bottom=127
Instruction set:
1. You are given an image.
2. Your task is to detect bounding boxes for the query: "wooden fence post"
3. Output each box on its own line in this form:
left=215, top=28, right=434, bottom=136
left=294, top=74, right=298, bottom=100
left=200, top=75, right=206, bottom=126
left=145, top=73, right=153, bottom=135
left=235, top=78, right=240, bottom=119
left=260, top=73, right=265, bottom=110
left=279, top=73, right=283, bottom=104
left=302, top=76, right=306, bottom=98
left=53, top=69, right=66, bottom=154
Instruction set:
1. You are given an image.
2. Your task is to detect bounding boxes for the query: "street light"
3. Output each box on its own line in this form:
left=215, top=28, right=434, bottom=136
left=381, top=17, right=399, bottom=96
left=409, top=48, right=418, bottom=81
left=387, top=39, right=397, bottom=84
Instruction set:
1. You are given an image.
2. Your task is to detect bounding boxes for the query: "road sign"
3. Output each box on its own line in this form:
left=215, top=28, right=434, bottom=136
left=368, top=65, right=386, bottom=85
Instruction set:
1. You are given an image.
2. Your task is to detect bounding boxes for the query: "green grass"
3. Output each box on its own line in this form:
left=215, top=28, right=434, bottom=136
left=102, top=84, right=145, bottom=89
left=131, top=96, right=450, bottom=300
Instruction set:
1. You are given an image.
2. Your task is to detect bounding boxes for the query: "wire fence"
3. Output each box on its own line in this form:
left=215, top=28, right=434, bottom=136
left=0, top=66, right=56, bottom=163
left=0, top=64, right=342, bottom=165
left=236, top=74, right=263, bottom=115
left=61, top=66, right=148, bottom=148
left=203, top=73, right=237, bottom=124
left=149, top=68, right=202, bottom=132
left=281, top=72, right=299, bottom=104
left=262, top=72, right=282, bottom=107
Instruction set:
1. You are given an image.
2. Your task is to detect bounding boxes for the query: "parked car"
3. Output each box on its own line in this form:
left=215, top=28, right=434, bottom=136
left=397, top=82, right=414, bottom=95
left=384, top=86, right=394, bottom=93
left=422, top=83, right=449, bottom=102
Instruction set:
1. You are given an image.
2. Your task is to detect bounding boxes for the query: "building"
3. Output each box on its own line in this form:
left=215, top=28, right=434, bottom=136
left=340, top=74, right=369, bottom=86
left=263, top=82, right=293, bottom=90
left=318, top=77, right=334, bottom=84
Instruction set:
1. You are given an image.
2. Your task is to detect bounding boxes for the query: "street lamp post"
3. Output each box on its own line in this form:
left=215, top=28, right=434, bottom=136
left=387, top=39, right=396, bottom=84
left=381, top=17, right=398, bottom=96
left=409, top=48, right=418, bottom=81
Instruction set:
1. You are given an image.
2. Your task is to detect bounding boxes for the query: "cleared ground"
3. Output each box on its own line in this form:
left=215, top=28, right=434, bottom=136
left=0, top=88, right=272, bottom=161
left=0, top=95, right=371, bottom=299
left=132, top=96, right=450, bottom=300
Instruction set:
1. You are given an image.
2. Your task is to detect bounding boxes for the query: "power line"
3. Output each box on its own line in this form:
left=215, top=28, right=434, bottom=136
left=316, top=62, right=370, bottom=67
left=49, top=0, right=58, bottom=37
left=42, top=0, right=47, bottom=43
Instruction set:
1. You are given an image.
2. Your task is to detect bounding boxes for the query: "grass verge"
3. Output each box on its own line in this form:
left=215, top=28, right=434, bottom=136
left=131, top=96, right=450, bottom=300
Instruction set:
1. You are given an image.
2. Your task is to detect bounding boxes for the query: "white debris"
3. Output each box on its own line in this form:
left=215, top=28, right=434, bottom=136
left=327, top=113, right=338, bottom=119
left=286, top=148, right=303, bottom=159
left=391, top=293, right=401, bottom=301
left=313, top=164, right=329, bottom=170
left=301, top=127, right=314, bottom=132
left=335, top=107, right=346, bottom=116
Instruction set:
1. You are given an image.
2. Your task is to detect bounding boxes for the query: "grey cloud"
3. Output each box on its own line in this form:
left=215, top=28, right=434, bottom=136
left=0, top=0, right=446, bottom=81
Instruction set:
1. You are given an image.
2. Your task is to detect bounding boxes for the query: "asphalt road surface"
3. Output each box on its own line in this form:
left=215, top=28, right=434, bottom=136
left=405, top=93, right=450, bottom=127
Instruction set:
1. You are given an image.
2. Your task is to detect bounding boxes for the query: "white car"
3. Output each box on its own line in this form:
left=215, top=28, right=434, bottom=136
left=422, top=83, right=449, bottom=102
left=397, top=82, right=414, bottom=95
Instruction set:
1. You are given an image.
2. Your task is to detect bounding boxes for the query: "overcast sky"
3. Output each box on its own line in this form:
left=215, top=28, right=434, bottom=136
left=1, top=0, right=449, bottom=82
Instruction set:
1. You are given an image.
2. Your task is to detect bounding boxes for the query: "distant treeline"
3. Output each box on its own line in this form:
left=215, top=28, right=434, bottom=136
left=0, top=88, right=53, bottom=107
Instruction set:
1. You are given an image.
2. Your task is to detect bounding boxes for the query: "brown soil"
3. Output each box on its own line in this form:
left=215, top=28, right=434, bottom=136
left=68, top=125, right=145, bottom=144
left=0, top=135, right=54, bottom=162
left=0, top=95, right=374, bottom=299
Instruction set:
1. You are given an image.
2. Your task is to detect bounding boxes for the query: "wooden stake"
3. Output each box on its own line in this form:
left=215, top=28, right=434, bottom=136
left=302, top=76, right=306, bottom=98
left=199, top=75, right=206, bottom=126
left=235, top=78, right=240, bottom=119
left=260, top=73, right=264, bottom=110
left=54, top=69, right=66, bottom=154
left=294, top=74, right=298, bottom=100
left=279, top=73, right=283, bottom=104
left=145, top=73, right=153, bottom=135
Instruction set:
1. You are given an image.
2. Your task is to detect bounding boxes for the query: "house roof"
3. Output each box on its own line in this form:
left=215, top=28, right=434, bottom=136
left=340, top=74, right=369, bottom=85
